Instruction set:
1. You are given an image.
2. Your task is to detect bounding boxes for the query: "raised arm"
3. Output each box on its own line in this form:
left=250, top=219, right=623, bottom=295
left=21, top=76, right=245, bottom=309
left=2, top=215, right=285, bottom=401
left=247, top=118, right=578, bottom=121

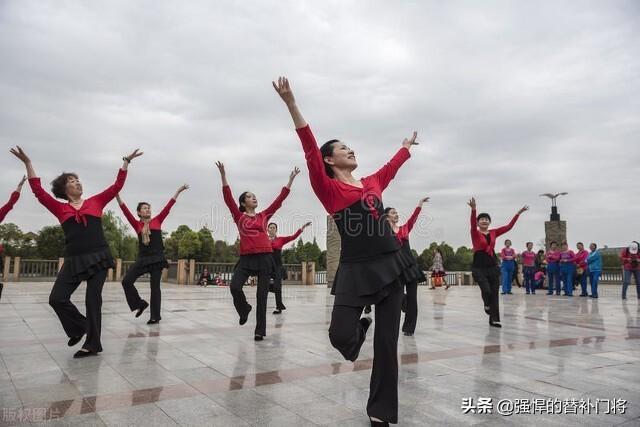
left=371, top=145, right=412, bottom=191
left=273, top=76, right=307, bottom=129
left=217, top=162, right=241, bottom=221
left=93, top=149, right=142, bottom=207
left=468, top=198, right=477, bottom=232
left=494, top=205, right=529, bottom=237
left=398, top=198, right=428, bottom=238
left=262, top=184, right=291, bottom=219
left=274, top=77, right=335, bottom=211
left=0, top=180, right=23, bottom=223
left=155, top=184, right=188, bottom=225
left=117, top=195, right=139, bottom=229
left=280, top=221, right=311, bottom=246
left=10, top=146, right=63, bottom=217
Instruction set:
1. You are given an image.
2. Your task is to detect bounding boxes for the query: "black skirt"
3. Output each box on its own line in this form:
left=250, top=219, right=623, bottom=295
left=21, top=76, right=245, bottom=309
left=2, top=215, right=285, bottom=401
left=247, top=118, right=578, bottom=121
left=235, top=253, right=276, bottom=275
left=332, top=249, right=413, bottom=306
left=64, top=247, right=115, bottom=281
left=135, top=254, right=169, bottom=274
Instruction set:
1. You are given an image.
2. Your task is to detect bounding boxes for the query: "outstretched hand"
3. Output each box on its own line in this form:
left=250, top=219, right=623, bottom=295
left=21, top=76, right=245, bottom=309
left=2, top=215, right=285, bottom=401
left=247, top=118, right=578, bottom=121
left=9, top=146, right=30, bottom=164
left=418, top=197, right=430, bottom=207
left=303, top=221, right=312, bottom=228
left=177, top=184, right=190, bottom=193
left=517, top=205, right=529, bottom=215
left=16, top=175, right=27, bottom=192
left=215, top=161, right=226, bottom=176
left=289, top=166, right=300, bottom=181
left=125, top=149, right=144, bottom=162
left=402, top=131, right=419, bottom=150
left=272, top=76, right=295, bottom=106
left=467, top=197, right=476, bottom=210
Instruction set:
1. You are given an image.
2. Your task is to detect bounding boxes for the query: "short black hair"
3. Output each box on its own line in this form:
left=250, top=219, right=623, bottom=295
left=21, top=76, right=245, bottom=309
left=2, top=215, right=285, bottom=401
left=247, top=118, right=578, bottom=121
left=50, top=172, right=78, bottom=200
left=384, top=207, right=394, bottom=215
left=238, top=191, right=250, bottom=212
left=320, top=139, right=340, bottom=178
left=477, top=212, right=491, bottom=222
left=136, top=202, right=150, bottom=213
left=268, top=222, right=278, bottom=230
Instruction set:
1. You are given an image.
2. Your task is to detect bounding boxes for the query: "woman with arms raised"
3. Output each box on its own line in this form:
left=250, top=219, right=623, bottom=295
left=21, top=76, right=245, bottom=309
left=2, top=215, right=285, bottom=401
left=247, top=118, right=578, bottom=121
left=274, top=76, right=418, bottom=426
left=11, top=146, right=142, bottom=358
left=116, top=184, right=189, bottom=324
left=216, top=161, right=299, bottom=341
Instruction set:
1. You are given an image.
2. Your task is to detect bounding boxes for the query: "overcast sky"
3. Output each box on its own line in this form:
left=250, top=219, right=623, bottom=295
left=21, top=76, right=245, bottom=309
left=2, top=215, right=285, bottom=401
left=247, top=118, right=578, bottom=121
left=0, top=0, right=638, bottom=253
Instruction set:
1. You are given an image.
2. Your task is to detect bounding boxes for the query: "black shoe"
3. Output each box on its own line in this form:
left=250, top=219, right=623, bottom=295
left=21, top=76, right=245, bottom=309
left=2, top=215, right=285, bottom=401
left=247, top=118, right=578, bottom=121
left=277, top=305, right=286, bottom=310
left=272, top=309, right=282, bottom=314
left=489, top=321, right=502, bottom=328
left=507, top=292, right=513, bottom=294
left=364, top=305, right=372, bottom=314
left=73, top=349, right=98, bottom=359
left=147, top=319, right=159, bottom=325
left=254, top=334, right=264, bottom=341
left=484, top=306, right=490, bottom=315
left=68, top=335, right=84, bottom=347
left=239, top=304, right=252, bottom=325
left=403, top=331, right=414, bottom=336
left=500, top=292, right=506, bottom=295
left=0, top=282, right=3, bottom=300
left=136, top=300, right=149, bottom=318
left=349, top=317, right=373, bottom=362
left=401, top=294, right=407, bottom=313
left=370, top=419, right=389, bottom=426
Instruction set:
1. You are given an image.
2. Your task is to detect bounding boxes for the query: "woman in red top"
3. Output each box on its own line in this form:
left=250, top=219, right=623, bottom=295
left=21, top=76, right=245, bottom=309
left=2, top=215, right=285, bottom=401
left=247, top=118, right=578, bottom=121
left=384, top=197, right=429, bottom=336
left=116, top=184, right=189, bottom=324
left=621, top=241, right=640, bottom=300
left=468, top=197, right=528, bottom=327
left=0, top=176, right=27, bottom=299
left=267, top=221, right=311, bottom=314
left=274, top=76, right=418, bottom=426
left=216, top=161, right=298, bottom=341
left=11, top=146, right=142, bottom=358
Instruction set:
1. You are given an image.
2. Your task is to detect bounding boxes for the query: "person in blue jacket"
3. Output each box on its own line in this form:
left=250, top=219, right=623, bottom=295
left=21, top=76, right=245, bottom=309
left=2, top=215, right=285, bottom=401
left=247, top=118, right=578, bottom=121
left=586, top=243, right=602, bottom=299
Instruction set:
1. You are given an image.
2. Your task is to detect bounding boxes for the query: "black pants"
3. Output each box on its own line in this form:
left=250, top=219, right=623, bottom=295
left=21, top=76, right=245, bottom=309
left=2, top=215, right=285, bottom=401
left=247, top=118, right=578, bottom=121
left=230, top=267, right=270, bottom=336
left=472, top=266, right=500, bottom=323
left=402, top=280, right=418, bottom=334
left=49, top=265, right=108, bottom=352
left=270, top=267, right=285, bottom=309
left=122, top=264, right=162, bottom=320
left=329, top=282, right=402, bottom=423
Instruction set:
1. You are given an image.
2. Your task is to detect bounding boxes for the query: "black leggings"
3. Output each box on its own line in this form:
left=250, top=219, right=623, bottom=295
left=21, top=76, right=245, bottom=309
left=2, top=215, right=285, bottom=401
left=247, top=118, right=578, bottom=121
left=49, top=265, right=108, bottom=352
left=328, top=282, right=403, bottom=423
left=230, top=267, right=271, bottom=336
left=472, top=266, right=501, bottom=323
left=270, top=267, right=285, bottom=309
left=402, top=280, right=418, bottom=334
left=122, top=264, right=163, bottom=320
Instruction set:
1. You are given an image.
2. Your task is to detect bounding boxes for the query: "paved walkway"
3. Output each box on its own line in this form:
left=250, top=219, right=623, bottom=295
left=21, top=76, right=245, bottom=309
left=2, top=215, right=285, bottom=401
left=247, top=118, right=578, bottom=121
left=0, top=282, right=638, bottom=426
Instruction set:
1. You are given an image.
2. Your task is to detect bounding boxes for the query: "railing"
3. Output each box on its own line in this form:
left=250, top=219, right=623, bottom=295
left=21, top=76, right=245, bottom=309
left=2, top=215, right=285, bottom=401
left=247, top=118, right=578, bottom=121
left=315, top=270, right=327, bottom=284
left=14, top=259, right=60, bottom=282
left=192, top=262, right=304, bottom=286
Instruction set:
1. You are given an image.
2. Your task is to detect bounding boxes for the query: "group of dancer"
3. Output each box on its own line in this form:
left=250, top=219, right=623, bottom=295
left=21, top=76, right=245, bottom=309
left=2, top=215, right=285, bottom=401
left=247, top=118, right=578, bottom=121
left=0, top=76, right=629, bottom=426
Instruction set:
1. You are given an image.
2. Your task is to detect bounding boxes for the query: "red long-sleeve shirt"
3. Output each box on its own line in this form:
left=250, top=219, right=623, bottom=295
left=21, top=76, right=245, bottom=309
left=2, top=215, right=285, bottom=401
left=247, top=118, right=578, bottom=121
left=559, top=250, right=576, bottom=264
left=469, top=208, right=519, bottom=256
left=295, top=125, right=410, bottom=216
left=119, top=198, right=175, bottom=233
left=270, top=226, right=304, bottom=251
left=574, top=249, right=588, bottom=269
left=223, top=185, right=290, bottom=255
left=395, top=206, right=421, bottom=243
left=545, top=250, right=561, bottom=263
left=621, top=250, right=640, bottom=271
left=29, top=169, right=127, bottom=225
left=0, top=191, right=20, bottom=223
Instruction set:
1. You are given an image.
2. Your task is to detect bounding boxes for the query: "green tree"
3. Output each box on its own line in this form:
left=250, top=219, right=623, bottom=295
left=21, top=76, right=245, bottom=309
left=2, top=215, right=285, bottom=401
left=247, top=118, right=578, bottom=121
left=0, top=223, right=24, bottom=256
left=102, top=210, right=134, bottom=259
left=36, top=225, right=65, bottom=259
left=178, top=230, right=201, bottom=259
left=197, top=227, right=215, bottom=261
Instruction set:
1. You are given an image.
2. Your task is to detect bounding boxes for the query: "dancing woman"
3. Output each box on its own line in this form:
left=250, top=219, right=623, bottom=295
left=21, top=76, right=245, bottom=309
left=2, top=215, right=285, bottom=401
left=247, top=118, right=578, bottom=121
left=116, top=184, right=189, bottom=324
left=0, top=176, right=27, bottom=299
left=384, top=197, right=429, bottom=336
left=217, top=161, right=298, bottom=341
left=468, top=197, right=528, bottom=328
left=545, top=241, right=561, bottom=295
left=11, top=146, right=142, bottom=358
left=267, top=221, right=311, bottom=314
left=274, top=76, right=418, bottom=426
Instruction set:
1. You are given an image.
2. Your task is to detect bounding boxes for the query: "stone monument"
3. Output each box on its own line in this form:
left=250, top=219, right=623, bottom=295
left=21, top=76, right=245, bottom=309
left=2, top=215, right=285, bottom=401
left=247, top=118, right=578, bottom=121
left=540, top=192, right=568, bottom=249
